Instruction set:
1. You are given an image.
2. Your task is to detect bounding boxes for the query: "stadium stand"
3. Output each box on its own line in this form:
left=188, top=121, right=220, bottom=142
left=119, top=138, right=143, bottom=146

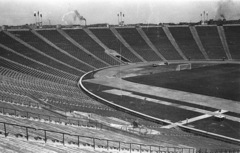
left=64, top=29, right=120, bottom=66
left=9, top=30, right=90, bottom=73
left=195, top=26, right=227, bottom=59
left=0, top=115, right=185, bottom=153
left=1, top=25, right=240, bottom=152
left=0, top=31, right=83, bottom=77
left=0, top=58, right=77, bottom=86
left=168, top=27, right=205, bottom=60
left=116, top=27, right=163, bottom=61
left=189, top=26, right=209, bottom=59
left=136, top=27, right=167, bottom=61
left=217, top=26, right=232, bottom=60
left=36, top=29, right=105, bottom=69
left=142, top=27, right=183, bottom=60
left=223, top=25, right=240, bottom=60
left=0, top=46, right=78, bottom=82
left=0, top=68, right=98, bottom=107
left=90, top=28, right=142, bottom=63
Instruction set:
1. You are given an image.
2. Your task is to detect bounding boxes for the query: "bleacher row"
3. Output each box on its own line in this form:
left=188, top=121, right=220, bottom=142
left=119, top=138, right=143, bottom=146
left=1, top=25, right=240, bottom=152
left=0, top=66, right=165, bottom=128
left=0, top=106, right=190, bottom=153
left=1, top=26, right=239, bottom=83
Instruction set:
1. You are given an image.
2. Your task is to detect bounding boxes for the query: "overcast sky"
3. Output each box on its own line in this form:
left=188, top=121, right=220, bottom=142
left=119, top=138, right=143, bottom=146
left=0, top=0, right=239, bottom=26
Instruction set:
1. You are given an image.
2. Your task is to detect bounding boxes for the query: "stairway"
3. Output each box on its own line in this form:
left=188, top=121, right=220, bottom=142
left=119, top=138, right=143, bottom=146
left=110, top=28, right=146, bottom=62
left=136, top=27, right=167, bottom=61
left=217, top=26, right=232, bottom=60
left=189, top=26, right=209, bottom=60
left=162, top=27, right=187, bottom=60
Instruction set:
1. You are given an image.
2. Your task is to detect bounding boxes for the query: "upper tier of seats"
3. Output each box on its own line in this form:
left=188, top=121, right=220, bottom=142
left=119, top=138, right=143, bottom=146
left=0, top=68, right=100, bottom=107
left=116, top=28, right=162, bottom=61
left=0, top=31, right=83, bottom=77
left=37, top=30, right=105, bottom=69
left=64, top=29, right=119, bottom=66
left=0, top=46, right=78, bottom=82
left=90, top=28, right=142, bottom=63
left=195, top=26, right=227, bottom=59
left=142, top=27, right=183, bottom=60
left=223, top=25, right=240, bottom=59
left=9, top=30, right=90, bottom=73
left=168, top=27, right=205, bottom=59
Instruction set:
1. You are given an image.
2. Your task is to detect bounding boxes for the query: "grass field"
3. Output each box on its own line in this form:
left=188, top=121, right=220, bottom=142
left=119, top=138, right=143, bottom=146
left=124, top=64, right=240, bottom=101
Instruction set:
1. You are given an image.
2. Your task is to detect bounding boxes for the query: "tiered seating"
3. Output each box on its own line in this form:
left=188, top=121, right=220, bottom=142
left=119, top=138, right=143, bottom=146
left=0, top=31, right=82, bottom=76
left=37, top=30, right=105, bottom=69
left=0, top=59, right=77, bottom=86
left=168, top=27, right=204, bottom=59
left=0, top=67, right=165, bottom=128
left=195, top=26, right=226, bottom=59
left=0, top=68, right=115, bottom=118
left=0, top=115, right=174, bottom=151
left=142, top=27, right=183, bottom=60
left=223, top=25, right=240, bottom=59
left=116, top=28, right=162, bottom=61
left=0, top=112, right=236, bottom=150
left=0, top=90, right=39, bottom=108
left=0, top=47, right=78, bottom=82
left=0, top=69, right=80, bottom=98
left=90, top=28, right=142, bottom=63
left=9, top=30, right=89, bottom=73
left=64, top=29, right=119, bottom=66
left=0, top=137, right=102, bottom=153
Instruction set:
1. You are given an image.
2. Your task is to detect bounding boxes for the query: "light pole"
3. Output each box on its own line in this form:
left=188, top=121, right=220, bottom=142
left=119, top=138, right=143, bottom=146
left=40, top=13, right=42, bottom=26
left=200, top=13, right=202, bottom=24
left=34, top=11, right=42, bottom=27
left=117, top=12, right=125, bottom=26
left=200, top=11, right=208, bottom=25
left=206, top=11, right=208, bottom=22
left=117, top=14, right=119, bottom=25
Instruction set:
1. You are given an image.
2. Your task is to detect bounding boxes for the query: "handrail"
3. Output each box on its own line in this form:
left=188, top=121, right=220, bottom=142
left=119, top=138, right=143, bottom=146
left=0, top=105, right=155, bottom=137
left=0, top=121, right=194, bottom=152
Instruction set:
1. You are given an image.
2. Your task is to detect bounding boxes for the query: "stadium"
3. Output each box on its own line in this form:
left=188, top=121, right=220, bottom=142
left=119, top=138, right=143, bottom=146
left=0, top=0, right=240, bottom=152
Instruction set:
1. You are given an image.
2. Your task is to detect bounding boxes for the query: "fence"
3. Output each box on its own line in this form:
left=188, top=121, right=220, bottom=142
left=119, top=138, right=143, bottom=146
left=0, top=94, right=40, bottom=108
left=0, top=106, right=99, bottom=128
left=196, top=148, right=240, bottom=153
left=0, top=121, right=195, bottom=153
left=0, top=106, right=161, bottom=137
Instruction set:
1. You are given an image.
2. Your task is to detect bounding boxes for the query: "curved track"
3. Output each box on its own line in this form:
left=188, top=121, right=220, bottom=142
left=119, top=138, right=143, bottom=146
left=80, top=60, right=240, bottom=144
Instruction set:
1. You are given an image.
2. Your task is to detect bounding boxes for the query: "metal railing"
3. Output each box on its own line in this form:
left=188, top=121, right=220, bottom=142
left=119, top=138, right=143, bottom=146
left=0, top=121, right=195, bottom=153
left=196, top=148, right=240, bottom=153
left=0, top=106, right=160, bottom=137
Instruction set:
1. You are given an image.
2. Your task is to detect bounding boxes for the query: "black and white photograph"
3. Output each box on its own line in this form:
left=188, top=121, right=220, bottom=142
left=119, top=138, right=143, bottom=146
left=0, top=0, right=240, bottom=152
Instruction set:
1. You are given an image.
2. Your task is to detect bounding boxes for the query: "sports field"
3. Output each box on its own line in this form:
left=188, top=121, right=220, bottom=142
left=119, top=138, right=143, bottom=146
left=83, top=63, right=240, bottom=140
left=124, top=64, right=240, bottom=101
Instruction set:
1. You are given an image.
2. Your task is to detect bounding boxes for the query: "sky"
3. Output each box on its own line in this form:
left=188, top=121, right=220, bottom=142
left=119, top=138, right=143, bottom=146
left=0, top=0, right=240, bottom=26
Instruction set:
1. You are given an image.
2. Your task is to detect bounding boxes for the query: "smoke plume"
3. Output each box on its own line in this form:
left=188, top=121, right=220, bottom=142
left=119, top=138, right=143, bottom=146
left=62, top=10, right=85, bottom=25
left=215, top=0, right=240, bottom=20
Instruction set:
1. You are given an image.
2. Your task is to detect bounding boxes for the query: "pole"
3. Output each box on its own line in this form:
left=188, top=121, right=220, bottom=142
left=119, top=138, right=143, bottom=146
left=62, top=133, right=65, bottom=145
left=26, top=127, right=29, bottom=140
left=117, top=14, right=119, bottom=25
left=4, top=123, right=7, bottom=137
left=44, top=130, right=47, bottom=143
left=206, top=12, right=208, bottom=22
left=93, top=138, right=95, bottom=149
left=203, top=11, right=205, bottom=24
left=120, top=12, right=122, bottom=26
